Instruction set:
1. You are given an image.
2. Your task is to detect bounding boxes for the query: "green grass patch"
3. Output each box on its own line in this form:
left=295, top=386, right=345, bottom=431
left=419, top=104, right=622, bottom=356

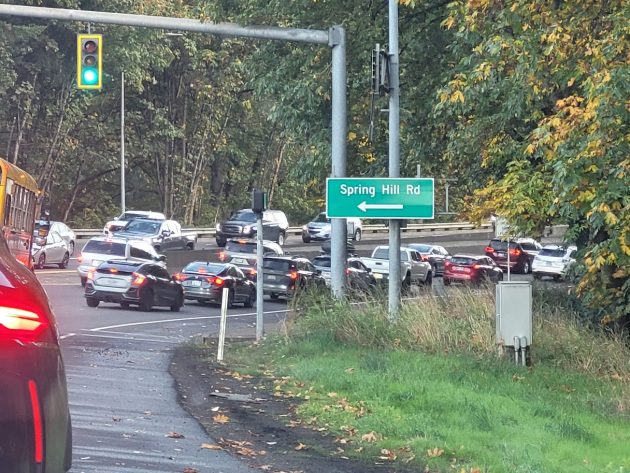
left=219, top=286, right=630, bottom=472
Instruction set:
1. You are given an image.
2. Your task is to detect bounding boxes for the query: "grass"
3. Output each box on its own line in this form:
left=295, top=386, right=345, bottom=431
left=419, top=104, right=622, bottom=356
left=216, top=284, right=630, bottom=472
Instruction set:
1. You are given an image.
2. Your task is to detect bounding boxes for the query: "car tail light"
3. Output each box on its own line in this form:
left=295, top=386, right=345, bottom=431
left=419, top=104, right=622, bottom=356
left=77, top=255, right=83, bottom=263
left=421, top=255, right=429, bottom=262
left=218, top=252, right=226, bottom=261
left=473, top=264, right=481, bottom=269
left=510, top=248, right=521, bottom=257
left=132, top=272, right=147, bottom=286
left=27, top=380, right=44, bottom=464
left=0, top=307, right=48, bottom=342
left=248, top=269, right=257, bottom=276
left=173, top=273, right=187, bottom=281
left=484, top=246, right=494, bottom=253
left=87, top=270, right=95, bottom=281
left=207, top=276, right=224, bottom=286
left=109, top=268, right=119, bottom=274
left=287, top=271, right=298, bottom=280
left=444, top=261, right=452, bottom=270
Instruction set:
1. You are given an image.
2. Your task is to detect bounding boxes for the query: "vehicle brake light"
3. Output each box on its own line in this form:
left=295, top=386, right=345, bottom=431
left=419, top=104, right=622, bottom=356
left=421, top=255, right=429, bottom=262
left=78, top=255, right=83, bottom=263
left=444, top=261, right=452, bottom=269
left=132, top=272, right=147, bottom=286
left=287, top=271, right=298, bottom=280
left=109, top=268, right=119, bottom=274
left=473, top=264, right=481, bottom=270
left=510, top=248, right=521, bottom=256
left=213, top=277, right=225, bottom=286
left=28, top=380, right=44, bottom=464
left=248, top=269, right=257, bottom=276
left=218, top=252, right=226, bottom=261
left=173, top=273, right=187, bottom=281
left=484, top=246, right=494, bottom=253
left=0, top=307, right=49, bottom=343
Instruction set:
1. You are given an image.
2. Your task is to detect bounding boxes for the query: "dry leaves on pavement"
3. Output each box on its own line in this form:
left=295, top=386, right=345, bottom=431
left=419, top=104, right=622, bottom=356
left=200, top=443, right=223, bottom=450
left=213, top=414, right=230, bottom=424
left=294, top=442, right=308, bottom=451
left=166, top=431, right=185, bottom=439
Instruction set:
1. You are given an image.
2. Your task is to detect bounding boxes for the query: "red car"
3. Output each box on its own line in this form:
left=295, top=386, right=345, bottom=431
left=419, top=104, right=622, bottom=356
left=443, top=255, right=504, bottom=285
left=0, top=231, right=72, bottom=472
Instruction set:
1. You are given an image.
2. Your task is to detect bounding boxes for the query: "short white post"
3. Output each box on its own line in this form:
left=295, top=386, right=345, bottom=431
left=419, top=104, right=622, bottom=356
left=217, top=287, right=229, bottom=362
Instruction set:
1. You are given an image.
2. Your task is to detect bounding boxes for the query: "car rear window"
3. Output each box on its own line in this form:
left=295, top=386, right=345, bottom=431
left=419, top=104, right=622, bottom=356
left=263, top=259, right=293, bottom=271
left=125, top=220, right=161, bottom=234
left=450, top=256, right=478, bottom=265
left=183, top=262, right=225, bottom=274
left=372, top=248, right=409, bottom=261
left=226, top=241, right=257, bottom=253
left=97, top=261, right=141, bottom=275
left=84, top=240, right=126, bottom=256
left=410, top=244, right=431, bottom=253
left=539, top=248, right=566, bottom=258
left=489, top=240, right=517, bottom=251
left=312, top=257, right=331, bottom=268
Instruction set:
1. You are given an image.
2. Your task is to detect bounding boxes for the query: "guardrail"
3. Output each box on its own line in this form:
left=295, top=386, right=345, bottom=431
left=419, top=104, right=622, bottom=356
left=73, top=222, right=492, bottom=239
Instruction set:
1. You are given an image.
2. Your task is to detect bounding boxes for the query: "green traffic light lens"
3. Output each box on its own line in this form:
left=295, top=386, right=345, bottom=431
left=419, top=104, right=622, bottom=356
left=82, top=68, right=98, bottom=85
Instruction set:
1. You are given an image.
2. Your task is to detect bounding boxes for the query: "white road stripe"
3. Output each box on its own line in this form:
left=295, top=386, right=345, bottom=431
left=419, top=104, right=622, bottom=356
left=75, top=333, right=179, bottom=344
left=60, top=332, right=76, bottom=340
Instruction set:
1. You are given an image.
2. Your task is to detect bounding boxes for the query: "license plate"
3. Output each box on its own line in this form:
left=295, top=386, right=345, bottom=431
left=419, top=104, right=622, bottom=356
left=496, top=253, right=505, bottom=257
left=266, top=275, right=277, bottom=280
left=97, top=277, right=127, bottom=288
left=232, top=258, right=247, bottom=265
left=183, top=280, right=202, bottom=287
left=455, top=266, right=465, bottom=271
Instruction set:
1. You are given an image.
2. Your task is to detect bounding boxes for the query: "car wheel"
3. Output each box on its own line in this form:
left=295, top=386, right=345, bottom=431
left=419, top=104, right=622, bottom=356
left=139, top=289, right=153, bottom=312
left=68, top=241, right=75, bottom=256
left=120, top=302, right=130, bottom=309
left=59, top=252, right=70, bottom=269
left=302, top=235, right=311, bottom=243
left=216, top=237, right=227, bottom=247
left=245, top=288, right=256, bottom=308
left=277, top=232, right=285, bottom=246
left=519, top=259, right=530, bottom=274
left=170, top=292, right=184, bottom=312
left=80, top=276, right=87, bottom=287
left=424, top=271, right=433, bottom=286
left=86, top=297, right=99, bottom=308
left=402, top=272, right=411, bottom=291
left=186, top=242, right=194, bottom=250
left=270, top=293, right=279, bottom=301
left=37, top=253, right=46, bottom=269
left=353, top=229, right=362, bottom=242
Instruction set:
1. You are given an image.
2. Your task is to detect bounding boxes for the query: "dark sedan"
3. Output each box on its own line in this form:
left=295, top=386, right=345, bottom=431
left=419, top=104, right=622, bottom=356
left=263, top=256, right=326, bottom=300
left=175, top=262, right=256, bottom=308
left=443, top=255, right=503, bottom=285
left=84, top=260, right=184, bottom=311
left=0, top=232, right=72, bottom=472
left=407, top=243, right=450, bottom=275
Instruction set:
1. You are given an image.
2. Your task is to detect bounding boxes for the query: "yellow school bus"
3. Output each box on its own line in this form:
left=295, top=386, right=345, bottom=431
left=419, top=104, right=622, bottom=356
left=0, top=157, right=41, bottom=269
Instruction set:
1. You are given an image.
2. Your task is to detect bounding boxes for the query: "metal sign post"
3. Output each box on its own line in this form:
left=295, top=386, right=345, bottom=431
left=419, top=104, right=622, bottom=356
left=217, top=287, right=229, bottom=362
left=256, top=213, right=264, bottom=340
left=0, top=3, right=348, bottom=299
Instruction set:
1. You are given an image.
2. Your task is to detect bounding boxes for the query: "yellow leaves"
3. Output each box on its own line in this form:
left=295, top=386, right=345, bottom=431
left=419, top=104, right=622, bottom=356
left=450, top=90, right=465, bottom=104
left=348, top=131, right=357, bottom=142
left=294, top=442, right=308, bottom=451
left=442, top=16, right=456, bottom=30
left=576, top=189, right=596, bottom=202
left=212, top=414, right=230, bottom=424
left=378, top=448, right=397, bottom=461
left=567, top=77, right=576, bottom=87
left=586, top=164, right=598, bottom=173
left=427, top=447, right=444, bottom=457
left=604, top=212, right=618, bottom=226
left=361, top=431, right=379, bottom=442
left=525, top=143, right=536, bottom=155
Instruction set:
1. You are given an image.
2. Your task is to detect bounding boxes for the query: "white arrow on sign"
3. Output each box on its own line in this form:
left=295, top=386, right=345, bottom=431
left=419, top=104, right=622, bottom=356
left=357, top=201, right=404, bottom=212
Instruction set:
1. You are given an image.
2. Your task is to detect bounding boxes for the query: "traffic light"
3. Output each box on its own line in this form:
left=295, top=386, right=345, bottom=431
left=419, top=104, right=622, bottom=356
left=77, top=34, right=102, bottom=89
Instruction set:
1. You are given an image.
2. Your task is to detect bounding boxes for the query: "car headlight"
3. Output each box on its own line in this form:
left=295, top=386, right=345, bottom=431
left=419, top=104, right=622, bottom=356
left=243, top=225, right=253, bottom=234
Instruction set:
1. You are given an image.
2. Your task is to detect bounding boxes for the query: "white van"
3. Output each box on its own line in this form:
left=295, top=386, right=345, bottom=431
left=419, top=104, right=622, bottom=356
left=301, top=212, right=362, bottom=243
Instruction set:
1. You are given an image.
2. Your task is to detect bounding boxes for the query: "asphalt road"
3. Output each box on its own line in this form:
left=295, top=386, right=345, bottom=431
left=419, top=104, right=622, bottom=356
left=40, top=230, right=542, bottom=472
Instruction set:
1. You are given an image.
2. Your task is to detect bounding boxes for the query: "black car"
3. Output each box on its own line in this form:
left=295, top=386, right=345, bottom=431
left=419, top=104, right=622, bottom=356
left=485, top=238, right=542, bottom=274
left=312, top=255, right=376, bottom=291
left=263, top=256, right=326, bottom=300
left=84, top=260, right=184, bottom=311
left=407, top=244, right=450, bottom=276
left=219, top=238, right=284, bottom=280
left=215, top=209, right=289, bottom=247
left=0, top=232, right=72, bottom=472
left=175, top=262, right=256, bottom=308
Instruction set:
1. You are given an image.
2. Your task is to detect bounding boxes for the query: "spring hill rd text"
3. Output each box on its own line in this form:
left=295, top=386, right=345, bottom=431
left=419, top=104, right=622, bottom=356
left=339, top=183, right=423, bottom=198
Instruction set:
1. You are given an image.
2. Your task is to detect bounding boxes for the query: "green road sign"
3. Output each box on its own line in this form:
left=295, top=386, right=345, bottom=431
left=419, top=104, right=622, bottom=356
left=326, top=178, right=434, bottom=219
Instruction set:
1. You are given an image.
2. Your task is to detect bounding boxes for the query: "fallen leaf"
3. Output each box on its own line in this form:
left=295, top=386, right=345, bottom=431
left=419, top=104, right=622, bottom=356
left=211, top=406, right=221, bottom=412
left=378, top=448, right=397, bottom=461
left=166, top=431, right=185, bottom=439
left=361, top=431, right=379, bottom=442
left=200, top=443, right=223, bottom=450
left=213, top=414, right=230, bottom=424
left=295, top=443, right=308, bottom=451
left=345, top=367, right=355, bottom=373
left=327, top=392, right=338, bottom=398
left=183, top=468, right=198, bottom=473
left=427, top=447, right=444, bottom=458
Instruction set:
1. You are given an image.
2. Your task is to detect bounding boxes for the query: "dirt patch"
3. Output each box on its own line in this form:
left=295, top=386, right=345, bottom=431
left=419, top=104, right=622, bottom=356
left=170, top=342, right=415, bottom=473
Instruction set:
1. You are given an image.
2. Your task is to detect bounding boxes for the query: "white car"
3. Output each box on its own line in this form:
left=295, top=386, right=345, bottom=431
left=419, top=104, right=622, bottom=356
left=103, top=210, right=166, bottom=235
left=32, top=231, right=71, bottom=269
left=532, top=245, right=577, bottom=280
left=302, top=212, right=362, bottom=243
left=35, top=220, right=77, bottom=255
left=77, top=236, right=165, bottom=286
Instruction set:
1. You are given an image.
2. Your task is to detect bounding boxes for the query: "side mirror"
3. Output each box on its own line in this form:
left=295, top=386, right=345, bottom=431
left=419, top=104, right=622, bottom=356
left=161, top=230, right=170, bottom=236
left=366, top=268, right=372, bottom=273
left=156, top=254, right=167, bottom=262
left=315, top=269, right=322, bottom=275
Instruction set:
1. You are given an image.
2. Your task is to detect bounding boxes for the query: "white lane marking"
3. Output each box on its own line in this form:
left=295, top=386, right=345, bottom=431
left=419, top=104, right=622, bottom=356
left=36, top=269, right=76, bottom=274
left=85, top=329, right=176, bottom=339
left=41, top=283, right=81, bottom=286
left=89, top=309, right=290, bottom=332
left=60, top=332, right=76, bottom=340
left=76, top=333, right=179, bottom=344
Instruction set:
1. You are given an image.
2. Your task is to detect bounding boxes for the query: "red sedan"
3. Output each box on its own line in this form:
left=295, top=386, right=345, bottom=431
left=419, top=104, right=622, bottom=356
left=443, top=255, right=504, bottom=285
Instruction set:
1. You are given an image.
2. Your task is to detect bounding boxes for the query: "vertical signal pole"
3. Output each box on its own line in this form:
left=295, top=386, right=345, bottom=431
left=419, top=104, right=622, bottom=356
left=120, top=71, right=126, bottom=213
left=388, top=0, right=401, bottom=321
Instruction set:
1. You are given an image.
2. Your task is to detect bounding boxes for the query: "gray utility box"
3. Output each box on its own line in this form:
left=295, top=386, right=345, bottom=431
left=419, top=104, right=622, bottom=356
left=496, top=281, right=532, bottom=347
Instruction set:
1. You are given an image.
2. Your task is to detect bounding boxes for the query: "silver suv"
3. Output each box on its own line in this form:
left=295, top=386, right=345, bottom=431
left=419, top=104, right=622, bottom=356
left=77, top=236, right=165, bottom=286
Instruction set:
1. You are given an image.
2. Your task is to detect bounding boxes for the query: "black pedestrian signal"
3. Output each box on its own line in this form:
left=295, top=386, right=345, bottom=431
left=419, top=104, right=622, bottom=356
left=77, top=34, right=102, bottom=89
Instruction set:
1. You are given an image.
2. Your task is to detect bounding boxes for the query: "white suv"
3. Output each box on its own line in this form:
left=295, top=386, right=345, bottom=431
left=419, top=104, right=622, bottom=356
left=103, top=210, right=166, bottom=235
left=302, top=212, right=362, bottom=243
left=532, top=245, right=577, bottom=281
left=77, top=236, right=165, bottom=286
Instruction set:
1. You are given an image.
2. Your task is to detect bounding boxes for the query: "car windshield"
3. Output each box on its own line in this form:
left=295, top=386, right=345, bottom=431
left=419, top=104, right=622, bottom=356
left=539, top=248, right=566, bottom=258
left=83, top=240, right=126, bottom=256
left=313, top=213, right=330, bottom=223
left=263, top=259, right=293, bottom=271
left=372, top=248, right=409, bottom=261
left=410, top=244, right=431, bottom=253
left=125, top=220, right=161, bottom=234
left=225, top=241, right=257, bottom=254
left=312, top=257, right=331, bottom=268
left=450, top=256, right=477, bottom=265
left=490, top=240, right=517, bottom=251
left=229, top=210, right=256, bottom=223
left=120, top=212, right=147, bottom=220
left=183, top=262, right=225, bottom=274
